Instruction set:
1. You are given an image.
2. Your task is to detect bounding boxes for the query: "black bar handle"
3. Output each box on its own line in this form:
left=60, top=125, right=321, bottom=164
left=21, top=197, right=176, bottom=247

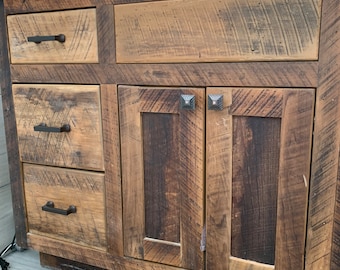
left=27, top=34, right=66, bottom=44
left=34, top=123, right=71, bottom=133
left=42, top=201, right=76, bottom=216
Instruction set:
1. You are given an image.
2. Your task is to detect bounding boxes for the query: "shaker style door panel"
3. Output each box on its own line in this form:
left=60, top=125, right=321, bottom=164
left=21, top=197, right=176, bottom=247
left=206, top=88, right=315, bottom=270
left=118, top=86, right=205, bottom=269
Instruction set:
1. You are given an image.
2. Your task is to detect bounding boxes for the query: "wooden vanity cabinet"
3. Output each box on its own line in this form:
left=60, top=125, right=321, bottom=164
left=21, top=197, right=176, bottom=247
left=1, top=0, right=340, bottom=270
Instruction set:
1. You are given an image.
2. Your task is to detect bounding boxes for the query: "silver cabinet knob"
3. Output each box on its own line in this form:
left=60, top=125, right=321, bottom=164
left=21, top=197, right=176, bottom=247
left=180, top=94, right=196, bottom=110
left=208, top=94, right=223, bottom=110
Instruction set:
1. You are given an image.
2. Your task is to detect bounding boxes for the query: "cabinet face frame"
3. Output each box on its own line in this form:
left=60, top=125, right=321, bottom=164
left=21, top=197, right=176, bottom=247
left=1, top=0, right=340, bottom=269
left=206, top=87, right=315, bottom=270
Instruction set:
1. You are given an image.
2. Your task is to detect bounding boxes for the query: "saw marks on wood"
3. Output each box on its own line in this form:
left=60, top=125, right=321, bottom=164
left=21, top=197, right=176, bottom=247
left=7, top=9, right=98, bottom=64
left=115, top=0, right=321, bottom=63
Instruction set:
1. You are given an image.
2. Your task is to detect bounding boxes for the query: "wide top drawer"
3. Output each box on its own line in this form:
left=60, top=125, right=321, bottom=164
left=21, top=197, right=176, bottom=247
left=12, top=84, right=104, bottom=171
left=7, top=9, right=98, bottom=64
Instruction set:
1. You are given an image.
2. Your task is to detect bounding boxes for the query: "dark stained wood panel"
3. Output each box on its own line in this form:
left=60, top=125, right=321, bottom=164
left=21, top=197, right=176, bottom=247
left=143, top=113, right=180, bottom=243
left=10, top=62, right=318, bottom=88
left=231, top=116, right=281, bottom=265
left=115, top=0, right=321, bottom=63
left=97, top=5, right=116, bottom=64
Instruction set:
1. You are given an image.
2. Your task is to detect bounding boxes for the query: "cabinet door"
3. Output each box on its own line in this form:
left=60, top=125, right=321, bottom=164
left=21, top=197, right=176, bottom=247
left=118, top=85, right=205, bottom=269
left=206, top=88, right=315, bottom=270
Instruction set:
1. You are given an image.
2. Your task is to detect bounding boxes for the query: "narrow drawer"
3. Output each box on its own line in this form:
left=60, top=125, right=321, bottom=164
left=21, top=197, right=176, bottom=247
left=13, top=84, right=104, bottom=171
left=24, top=164, right=106, bottom=249
left=7, top=9, right=98, bottom=64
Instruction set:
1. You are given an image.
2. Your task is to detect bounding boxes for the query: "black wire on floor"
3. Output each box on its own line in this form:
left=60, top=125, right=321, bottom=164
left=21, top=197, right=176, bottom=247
left=0, top=235, right=16, bottom=270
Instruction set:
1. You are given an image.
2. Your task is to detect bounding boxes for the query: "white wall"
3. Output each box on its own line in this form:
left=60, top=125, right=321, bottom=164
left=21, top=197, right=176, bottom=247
left=0, top=90, right=15, bottom=252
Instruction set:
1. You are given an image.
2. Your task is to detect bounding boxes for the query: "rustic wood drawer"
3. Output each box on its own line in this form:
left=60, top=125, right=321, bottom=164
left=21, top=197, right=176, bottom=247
left=12, top=84, right=104, bottom=171
left=24, top=163, right=106, bottom=249
left=7, top=9, right=98, bottom=64
left=115, top=0, right=321, bottom=63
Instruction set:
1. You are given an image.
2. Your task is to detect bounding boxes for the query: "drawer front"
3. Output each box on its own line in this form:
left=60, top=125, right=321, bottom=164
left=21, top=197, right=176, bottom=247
left=24, top=164, right=106, bottom=249
left=7, top=9, right=98, bottom=64
left=13, top=84, right=104, bottom=171
left=115, top=0, right=321, bottom=63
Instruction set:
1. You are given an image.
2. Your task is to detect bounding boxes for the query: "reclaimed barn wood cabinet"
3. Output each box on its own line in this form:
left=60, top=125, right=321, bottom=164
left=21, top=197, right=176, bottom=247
left=1, top=0, right=340, bottom=269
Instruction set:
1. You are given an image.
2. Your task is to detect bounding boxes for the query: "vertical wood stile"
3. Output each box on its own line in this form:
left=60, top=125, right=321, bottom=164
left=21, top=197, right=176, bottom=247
left=0, top=0, right=27, bottom=248
left=206, top=88, right=232, bottom=269
left=119, top=86, right=145, bottom=259
left=305, top=0, right=340, bottom=269
left=101, top=84, right=123, bottom=255
left=275, top=90, right=314, bottom=270
left=97, top=5, right=116, bottom=64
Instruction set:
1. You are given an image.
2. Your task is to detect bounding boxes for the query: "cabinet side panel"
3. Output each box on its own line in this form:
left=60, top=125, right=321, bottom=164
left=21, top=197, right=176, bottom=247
left=306, top=0, right=340, bottom=268
left=0, top=0, right=27, bottom=248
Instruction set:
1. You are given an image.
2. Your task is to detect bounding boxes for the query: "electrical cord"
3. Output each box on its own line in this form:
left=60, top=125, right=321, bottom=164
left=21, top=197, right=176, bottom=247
left=0, top=235, right=16, bottom=270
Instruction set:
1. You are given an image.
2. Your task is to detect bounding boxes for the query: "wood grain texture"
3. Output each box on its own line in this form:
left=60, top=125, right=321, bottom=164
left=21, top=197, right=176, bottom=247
left=275, top=90, right=314, bottom=270
left=232, top=116, right=280, bottom=265
left=230, top=88, right=283, bottom=117
left=0, top=95, right=10, bottom=187
left=3, top=0, right=165, bottom=14
left=40, top=252, right=105, bottom=270
left=97, top=5, right=115, bottom=64
left=28, top=234, right=186, bottom=270
left=206, top=88, right=232, bottom=270
left=119, top=86, right=204, bottom=269
left=12, top=84, right=104, bottom=171
left=229, top=257, right=274, bottom=270
left=143, top=113, right=180, bottom=243
left=100, top=85, right=123, bottom=256
left=115, top=0, right=321, bottom=63
left=0, top=0, right=27, bottom=248
left=10, top=62, right=318, bottom=88
left=206, top=88, right=314, bottom=270
left=24, top=164, right=106, bottom=249
left=7, top=9, right=98, bottom=64
left=305, top=0, right=340, bottom=269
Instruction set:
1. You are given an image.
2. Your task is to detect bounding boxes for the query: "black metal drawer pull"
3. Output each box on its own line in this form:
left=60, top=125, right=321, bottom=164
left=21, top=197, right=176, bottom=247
left=42, top=201, right=76, bottom=216
left=27, top=34, right=66, bottom=44
left=34, top=123, right=71, bottom=133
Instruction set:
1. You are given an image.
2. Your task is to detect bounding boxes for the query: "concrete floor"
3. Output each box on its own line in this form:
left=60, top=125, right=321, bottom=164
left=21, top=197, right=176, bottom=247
left=2, top=249, right=48, bottom=270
